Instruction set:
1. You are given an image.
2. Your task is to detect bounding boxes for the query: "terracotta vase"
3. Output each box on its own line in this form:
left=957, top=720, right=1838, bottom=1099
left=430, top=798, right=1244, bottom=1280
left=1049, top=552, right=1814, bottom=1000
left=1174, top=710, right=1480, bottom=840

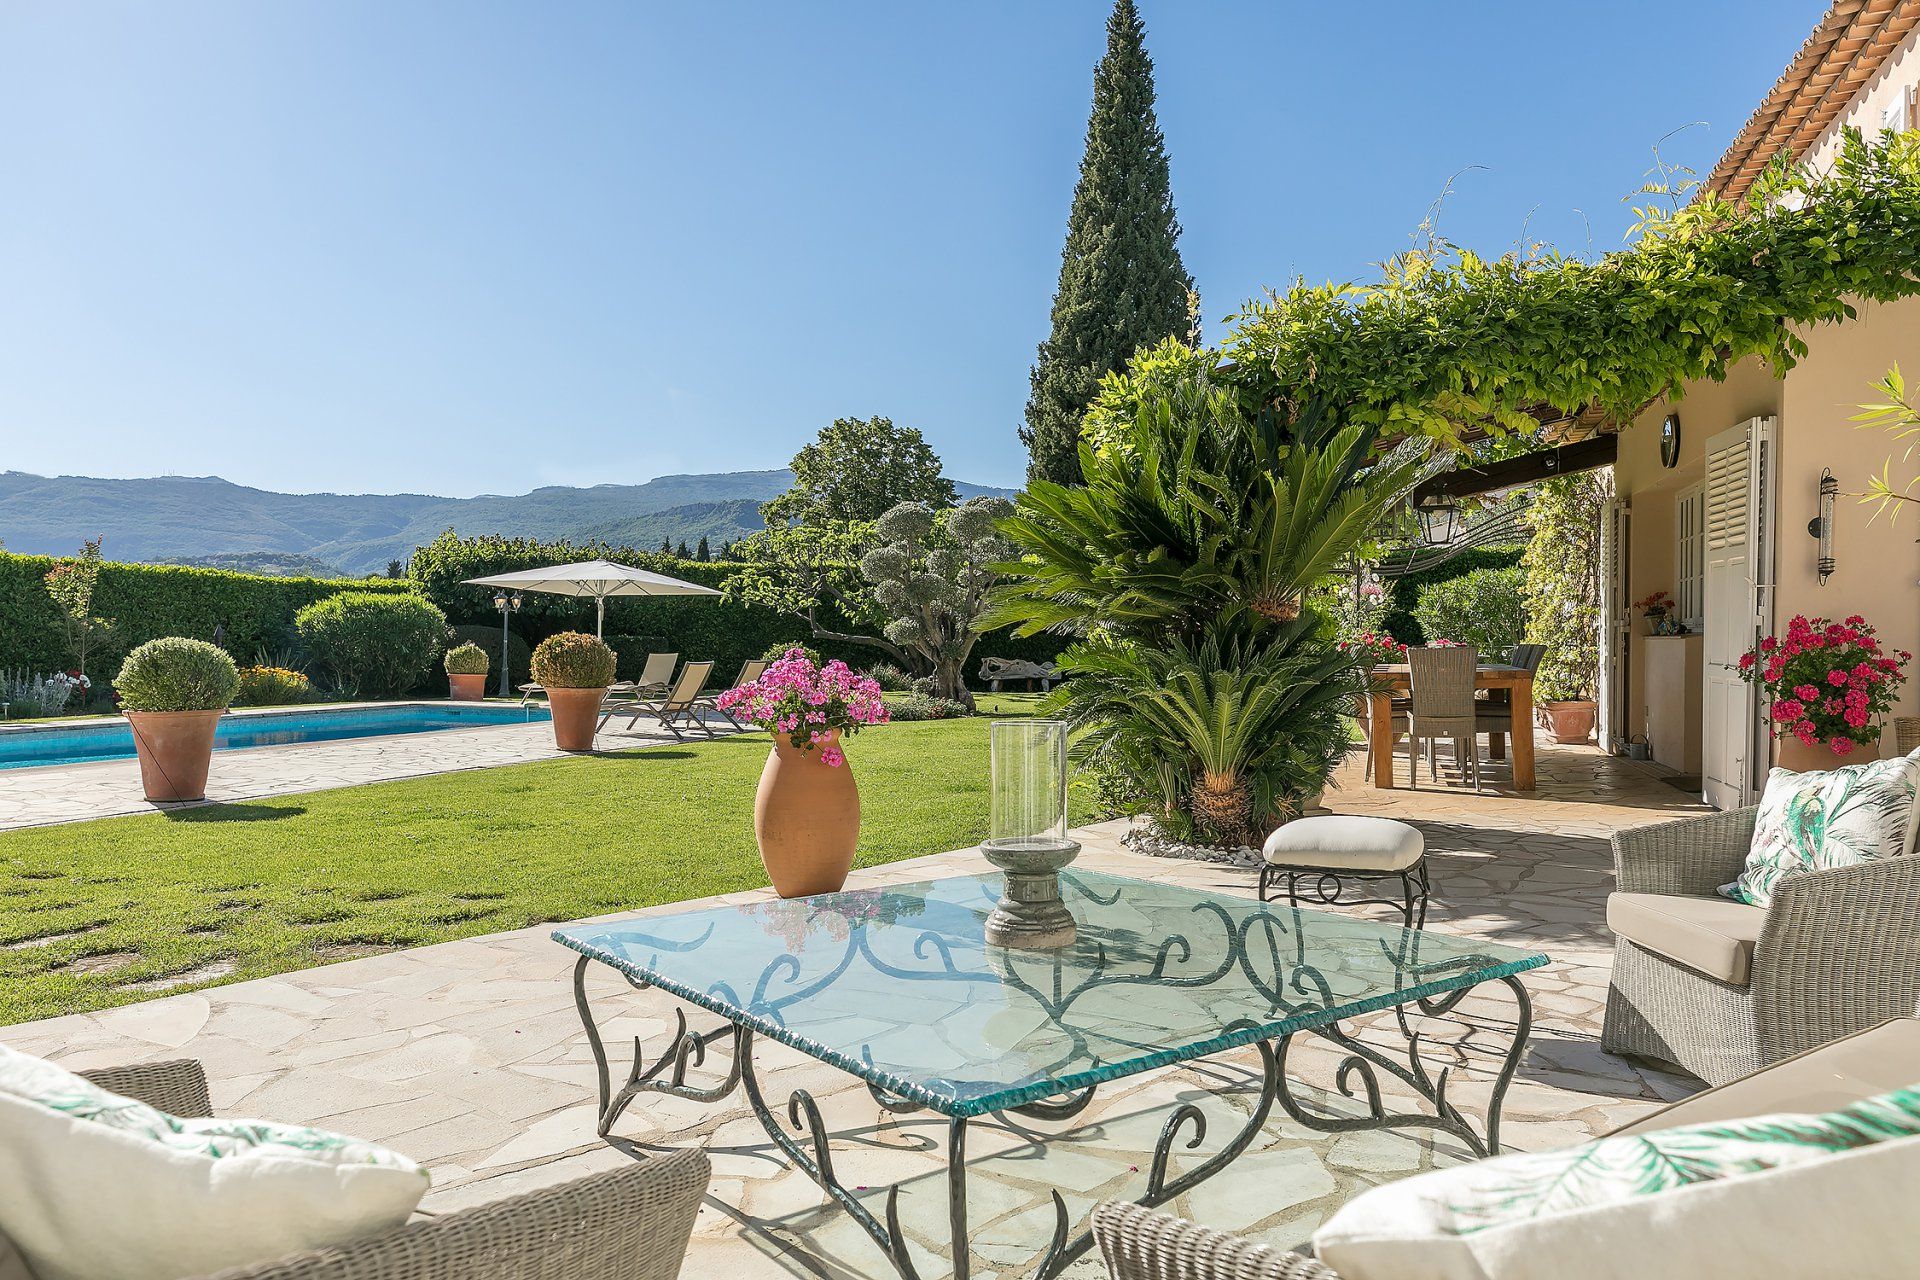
left=1542, top=699, right=1597, bottom=744
left=546, top=687, right=606, bottom=752
left=1775, top=733, right=1876, bottom=773
left=125, top=709, right=223, bottom=803
left=448, top=673, right=488, bottom=701
left=754, top=731, right=859, bottom=898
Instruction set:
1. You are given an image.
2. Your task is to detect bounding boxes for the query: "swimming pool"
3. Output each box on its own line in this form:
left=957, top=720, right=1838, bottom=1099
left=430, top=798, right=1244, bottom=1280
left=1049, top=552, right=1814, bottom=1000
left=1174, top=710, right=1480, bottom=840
left=0, top=703, right=552, bottom=771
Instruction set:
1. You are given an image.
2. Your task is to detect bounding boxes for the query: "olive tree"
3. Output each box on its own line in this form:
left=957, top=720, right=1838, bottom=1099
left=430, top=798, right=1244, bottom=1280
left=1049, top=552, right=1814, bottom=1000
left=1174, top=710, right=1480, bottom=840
left=859, top=497, right=1013, bottom=708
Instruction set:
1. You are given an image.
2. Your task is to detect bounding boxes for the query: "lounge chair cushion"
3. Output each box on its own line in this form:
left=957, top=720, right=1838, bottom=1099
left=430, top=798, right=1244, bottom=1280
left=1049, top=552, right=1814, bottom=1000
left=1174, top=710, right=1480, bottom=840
left=0, top=1231, right=30, bottom=1280
left=1726, top=752, right=1920, bottom=908
left=1261, top=816, right=1423, bottom=872
left=1314, top=1085, right=1920, bottom=1280
left=1607, top=892, right=1766, bottom=985
left=0, top=1044, right=427, bottom=1280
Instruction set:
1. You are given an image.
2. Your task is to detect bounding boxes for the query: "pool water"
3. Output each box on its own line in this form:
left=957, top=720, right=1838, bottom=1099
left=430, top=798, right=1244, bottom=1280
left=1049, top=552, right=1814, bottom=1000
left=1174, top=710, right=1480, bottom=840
left=0, top=703, right=552, bottom=771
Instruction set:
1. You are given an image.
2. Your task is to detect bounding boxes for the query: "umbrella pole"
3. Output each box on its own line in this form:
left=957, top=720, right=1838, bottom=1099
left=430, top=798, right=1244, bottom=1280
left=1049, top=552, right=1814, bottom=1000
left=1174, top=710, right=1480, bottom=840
left=596, top=596, right=605, bottom=640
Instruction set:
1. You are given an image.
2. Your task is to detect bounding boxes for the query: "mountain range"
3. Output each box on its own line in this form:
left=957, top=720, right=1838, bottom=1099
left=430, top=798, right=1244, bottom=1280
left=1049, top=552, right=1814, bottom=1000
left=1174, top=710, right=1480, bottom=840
left=0, top=470, right=1017, bottom=576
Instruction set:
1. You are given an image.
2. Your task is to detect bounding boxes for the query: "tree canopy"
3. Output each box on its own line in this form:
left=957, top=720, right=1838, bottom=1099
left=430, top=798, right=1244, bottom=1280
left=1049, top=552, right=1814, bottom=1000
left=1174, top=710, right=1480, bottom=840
left=1022, top=0, right=1193, bottom=487
left=761, top=415, right=956, bottom=527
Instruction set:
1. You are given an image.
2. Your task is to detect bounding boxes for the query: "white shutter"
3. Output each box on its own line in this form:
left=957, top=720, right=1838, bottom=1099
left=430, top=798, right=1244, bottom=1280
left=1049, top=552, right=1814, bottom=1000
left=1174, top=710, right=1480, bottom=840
left=1704, top=433, right=1750, bottom=549
left=1597, top=500, right=1630, bottom=751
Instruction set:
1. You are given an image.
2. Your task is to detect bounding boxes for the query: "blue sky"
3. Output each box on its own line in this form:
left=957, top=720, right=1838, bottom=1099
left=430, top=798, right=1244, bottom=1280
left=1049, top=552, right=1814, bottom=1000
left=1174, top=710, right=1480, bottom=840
left=0, top=1, right=1819, bottom=497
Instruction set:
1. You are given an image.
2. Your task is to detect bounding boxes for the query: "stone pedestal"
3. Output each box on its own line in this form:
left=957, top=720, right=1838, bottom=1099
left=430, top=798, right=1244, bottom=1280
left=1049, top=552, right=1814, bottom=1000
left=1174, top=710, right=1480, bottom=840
left=981, top=839, right=1080, bottom=950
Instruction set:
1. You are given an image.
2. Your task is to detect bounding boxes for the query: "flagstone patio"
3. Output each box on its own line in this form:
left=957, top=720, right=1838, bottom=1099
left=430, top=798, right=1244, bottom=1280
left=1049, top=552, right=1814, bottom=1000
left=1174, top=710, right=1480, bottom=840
left=0, top=741, right=1710, bottom=1279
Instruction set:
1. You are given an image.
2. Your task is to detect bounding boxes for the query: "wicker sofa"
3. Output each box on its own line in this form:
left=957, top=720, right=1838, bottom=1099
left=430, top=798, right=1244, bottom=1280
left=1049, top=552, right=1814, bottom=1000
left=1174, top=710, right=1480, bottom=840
left=2, top=1058, right=708, bottom=1280
left=1599, top=806, right=1920, bottom=1084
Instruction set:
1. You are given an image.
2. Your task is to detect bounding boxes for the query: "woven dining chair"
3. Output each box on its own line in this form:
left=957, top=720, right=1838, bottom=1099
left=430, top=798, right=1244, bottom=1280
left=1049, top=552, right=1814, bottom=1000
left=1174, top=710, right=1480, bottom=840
left=1406, top=645, right=1480, bottom=791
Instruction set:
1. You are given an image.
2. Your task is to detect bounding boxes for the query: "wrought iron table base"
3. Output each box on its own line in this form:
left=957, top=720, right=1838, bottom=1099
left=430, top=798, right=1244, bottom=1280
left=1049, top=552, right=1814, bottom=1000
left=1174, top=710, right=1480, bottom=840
left=1258, top=859, right=1432, bottom=931
left=571, top=954, right=1530, bottom=1280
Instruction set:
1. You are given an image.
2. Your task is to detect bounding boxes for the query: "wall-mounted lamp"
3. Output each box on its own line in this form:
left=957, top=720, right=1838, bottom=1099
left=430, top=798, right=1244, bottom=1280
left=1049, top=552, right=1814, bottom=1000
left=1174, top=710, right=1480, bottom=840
left=1414, top=497, right=1462, bottom=547
left=1807, top=468, right=1837, bottom=585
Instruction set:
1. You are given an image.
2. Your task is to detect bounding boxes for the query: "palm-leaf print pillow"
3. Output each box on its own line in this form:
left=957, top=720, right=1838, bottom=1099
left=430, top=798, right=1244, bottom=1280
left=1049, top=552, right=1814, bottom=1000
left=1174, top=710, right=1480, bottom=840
left=1315, top=1085, right=1920, bottom=1280
left=0, top=1045, right=427, bottom=1280
left=1723, top=752, right=1920, bottom=907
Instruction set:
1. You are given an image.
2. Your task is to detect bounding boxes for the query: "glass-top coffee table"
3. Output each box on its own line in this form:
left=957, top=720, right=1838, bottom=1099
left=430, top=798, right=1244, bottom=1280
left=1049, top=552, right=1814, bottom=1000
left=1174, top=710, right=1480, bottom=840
left=555, top=869, right=1546, bottom=1280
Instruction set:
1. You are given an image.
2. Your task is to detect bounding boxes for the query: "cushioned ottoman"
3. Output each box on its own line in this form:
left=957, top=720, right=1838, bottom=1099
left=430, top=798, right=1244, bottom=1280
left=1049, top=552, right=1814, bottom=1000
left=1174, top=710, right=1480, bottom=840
left=1260, top=815, right=1429, bottom=928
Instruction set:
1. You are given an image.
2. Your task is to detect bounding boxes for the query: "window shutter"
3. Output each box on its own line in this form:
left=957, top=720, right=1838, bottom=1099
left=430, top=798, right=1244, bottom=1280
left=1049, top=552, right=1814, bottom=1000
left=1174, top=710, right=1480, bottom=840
left=1704, top=434, right=1750, bottom=550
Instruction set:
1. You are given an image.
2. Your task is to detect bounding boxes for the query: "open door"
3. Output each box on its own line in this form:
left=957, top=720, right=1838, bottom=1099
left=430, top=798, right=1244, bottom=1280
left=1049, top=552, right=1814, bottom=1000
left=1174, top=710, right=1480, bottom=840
left=1597, top=498, right=1630, bottom=752
left=1702, top=417, right=1778, bottom=810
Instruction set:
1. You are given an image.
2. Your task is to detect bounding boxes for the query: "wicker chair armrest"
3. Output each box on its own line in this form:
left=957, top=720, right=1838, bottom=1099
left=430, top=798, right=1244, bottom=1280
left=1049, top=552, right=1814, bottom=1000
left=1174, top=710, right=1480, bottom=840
left=78, top=1059, right=213, bottom=1119
left=200, top=1150, right=710, bottom=1280
left=1612, top=807, right=1757, bottom=895
left=1092, top=1202, right=1339, bottom=1280
left=1752, top=855, right=1920, bottom=1060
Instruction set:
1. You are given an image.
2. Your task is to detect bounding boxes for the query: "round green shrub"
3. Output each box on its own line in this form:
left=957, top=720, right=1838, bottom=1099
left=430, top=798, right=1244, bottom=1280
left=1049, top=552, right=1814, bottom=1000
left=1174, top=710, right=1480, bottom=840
left=115, top=637, right=240, bottom=712
left=294, top=591, right=447, bottom=699
left=887, top=692, right=968, bottom=721
left=759, top=640, right=822, bottom=667
left=444, top=642, right=490, bottom=676
left=1410, top=565, right=1529, bottom=658
left=232, top=665, right=315, bottom=707
left=864, top=661, right=914, bottom=692
left=448, top=623, right=528, bottom=688
left=531, top=632, right=617, bottom=689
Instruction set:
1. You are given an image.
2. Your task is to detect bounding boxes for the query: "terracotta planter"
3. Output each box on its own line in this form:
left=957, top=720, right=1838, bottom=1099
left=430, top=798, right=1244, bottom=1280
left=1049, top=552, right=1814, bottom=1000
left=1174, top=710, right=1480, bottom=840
left=125, top=709, right=223, bottom=803
left=1542, top=699, right=1597, bottom=745
left=546, top=686, right=606, bottom=752
left=448, top=673, right=488, bottom=701
left=754, top=731, right=859, bottom=898
left=1775, top=733, right=1877, bottom=773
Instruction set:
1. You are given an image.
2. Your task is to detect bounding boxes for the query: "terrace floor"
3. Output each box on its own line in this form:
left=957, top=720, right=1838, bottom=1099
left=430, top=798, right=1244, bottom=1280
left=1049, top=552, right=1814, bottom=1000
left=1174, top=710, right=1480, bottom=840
left=0, top=741, right=1711, bottom=1278
left=0, top=705, right=720, bottom=831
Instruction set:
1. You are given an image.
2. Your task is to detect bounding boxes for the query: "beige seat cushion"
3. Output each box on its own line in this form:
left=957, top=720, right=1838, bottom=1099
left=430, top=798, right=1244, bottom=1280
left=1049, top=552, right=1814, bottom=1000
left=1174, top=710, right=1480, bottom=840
left=1608, top=892, right=1767, bottom=985
left=1610, top=1018, right=1920, bottom=1137
left=1263, top=816, right=1423, bottom=871
left=0, top=1230, right=32, bottom=1280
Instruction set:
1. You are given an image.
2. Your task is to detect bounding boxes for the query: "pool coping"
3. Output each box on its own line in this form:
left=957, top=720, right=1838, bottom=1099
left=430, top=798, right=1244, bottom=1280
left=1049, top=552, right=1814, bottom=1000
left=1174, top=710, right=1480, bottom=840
left=0, top=699, right=533, bottom=737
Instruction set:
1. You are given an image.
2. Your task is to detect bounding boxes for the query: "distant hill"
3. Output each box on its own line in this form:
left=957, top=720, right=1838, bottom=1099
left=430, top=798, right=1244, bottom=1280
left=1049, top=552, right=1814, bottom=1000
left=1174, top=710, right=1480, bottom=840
left=152, top=551, right=358, bottom=578
left=0, top=469, right=1018, bottom=574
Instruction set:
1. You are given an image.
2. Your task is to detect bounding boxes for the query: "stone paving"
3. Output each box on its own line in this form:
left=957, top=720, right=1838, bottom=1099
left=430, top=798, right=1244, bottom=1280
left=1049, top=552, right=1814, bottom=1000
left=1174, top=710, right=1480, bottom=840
left=0, top=740, right=1710, bottom=1279
left=0, top=703, right=727, bottom=831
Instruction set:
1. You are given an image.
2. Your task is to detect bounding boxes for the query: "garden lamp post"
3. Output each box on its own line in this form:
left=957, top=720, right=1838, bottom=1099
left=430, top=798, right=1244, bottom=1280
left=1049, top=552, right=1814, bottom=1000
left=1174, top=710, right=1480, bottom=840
left=493, top=592, right=522, bottom=697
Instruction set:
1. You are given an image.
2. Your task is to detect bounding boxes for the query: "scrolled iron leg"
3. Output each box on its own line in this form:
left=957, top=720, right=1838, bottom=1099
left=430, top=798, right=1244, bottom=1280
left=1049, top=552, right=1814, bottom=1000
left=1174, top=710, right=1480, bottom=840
left=1275, top=972, right=1532, bottom=1158
left=571, top=954, right=743, bottom=1137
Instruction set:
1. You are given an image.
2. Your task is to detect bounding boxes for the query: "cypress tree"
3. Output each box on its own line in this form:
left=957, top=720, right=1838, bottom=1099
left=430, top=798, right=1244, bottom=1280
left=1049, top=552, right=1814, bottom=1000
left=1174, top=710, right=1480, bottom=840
left=1022, top=0, right=1193, bottom=487
left=695, top=535, right=711, bottom=562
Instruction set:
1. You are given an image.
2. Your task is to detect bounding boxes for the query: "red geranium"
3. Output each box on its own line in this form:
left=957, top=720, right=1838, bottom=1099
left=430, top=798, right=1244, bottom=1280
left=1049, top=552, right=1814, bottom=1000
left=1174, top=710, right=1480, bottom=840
left=1738, top=614, right=1910, bottom=750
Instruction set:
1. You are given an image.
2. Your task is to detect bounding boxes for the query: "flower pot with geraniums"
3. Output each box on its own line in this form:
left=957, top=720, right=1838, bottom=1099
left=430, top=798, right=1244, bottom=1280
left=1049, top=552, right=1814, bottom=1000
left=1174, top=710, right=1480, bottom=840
left=114, top=637, right=239, bottom=803
left=1635, top=590, right=1687, bottom=636
left=717, top=648, right=890, bottom=898
left=444, top=642, right=490, bottom=701
left=1738, top=613, right=1911, bottom=770
left=530, top=632, right=617, bottom=752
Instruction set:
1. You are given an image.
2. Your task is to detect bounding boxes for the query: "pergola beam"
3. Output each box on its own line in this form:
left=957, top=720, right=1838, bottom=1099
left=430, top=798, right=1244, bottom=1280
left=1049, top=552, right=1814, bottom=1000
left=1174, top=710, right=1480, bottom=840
left=1410, top=434, right=1618, bottom=506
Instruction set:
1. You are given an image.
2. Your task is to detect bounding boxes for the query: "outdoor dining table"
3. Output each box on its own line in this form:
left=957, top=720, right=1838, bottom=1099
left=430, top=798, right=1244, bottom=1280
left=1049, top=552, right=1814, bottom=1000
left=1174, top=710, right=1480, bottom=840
left=1367, top=662, right=1536, bottom=792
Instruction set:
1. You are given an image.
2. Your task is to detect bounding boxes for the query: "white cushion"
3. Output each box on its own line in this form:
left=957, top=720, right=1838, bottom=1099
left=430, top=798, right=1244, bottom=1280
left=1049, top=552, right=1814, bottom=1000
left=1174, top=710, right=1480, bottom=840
left=1262, top=816, right=1423, bottom=871
left=0, top=1045, right=428, bottom=1280
left=1727, top=751, right=1920, bottom=907
left=1314, top=1087, right=1920, bottom=1280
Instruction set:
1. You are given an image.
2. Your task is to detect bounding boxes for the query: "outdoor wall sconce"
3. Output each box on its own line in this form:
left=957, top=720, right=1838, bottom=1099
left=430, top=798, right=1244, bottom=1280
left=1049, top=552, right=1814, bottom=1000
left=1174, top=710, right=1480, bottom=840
left=1414, top=497, right=1462, bottom=547
left=1807, top=468, right=1837, bottom=585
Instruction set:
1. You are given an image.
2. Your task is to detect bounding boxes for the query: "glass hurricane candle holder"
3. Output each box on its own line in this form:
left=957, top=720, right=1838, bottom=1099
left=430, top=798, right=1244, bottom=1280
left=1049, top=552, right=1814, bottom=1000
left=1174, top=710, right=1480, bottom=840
left=981, top=719, right=1080, bottom=950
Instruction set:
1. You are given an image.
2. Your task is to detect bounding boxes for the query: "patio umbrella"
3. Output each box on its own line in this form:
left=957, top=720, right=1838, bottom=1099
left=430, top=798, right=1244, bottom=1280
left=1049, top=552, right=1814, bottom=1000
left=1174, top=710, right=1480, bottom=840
left=461, top=559, right=720, bottom=638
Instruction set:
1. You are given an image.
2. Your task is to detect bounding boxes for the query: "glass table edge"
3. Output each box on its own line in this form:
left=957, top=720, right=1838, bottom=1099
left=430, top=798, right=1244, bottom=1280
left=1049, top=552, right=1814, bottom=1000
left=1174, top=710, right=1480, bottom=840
left=554, top=929, right=1548, bottom=1121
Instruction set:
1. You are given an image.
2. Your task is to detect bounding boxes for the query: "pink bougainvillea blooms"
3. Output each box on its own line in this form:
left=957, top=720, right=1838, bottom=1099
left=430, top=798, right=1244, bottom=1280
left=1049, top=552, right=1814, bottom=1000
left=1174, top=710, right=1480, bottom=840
left=714, top=648, right=889, bottom=767
left=1738, top=615, right=1909, bottom=752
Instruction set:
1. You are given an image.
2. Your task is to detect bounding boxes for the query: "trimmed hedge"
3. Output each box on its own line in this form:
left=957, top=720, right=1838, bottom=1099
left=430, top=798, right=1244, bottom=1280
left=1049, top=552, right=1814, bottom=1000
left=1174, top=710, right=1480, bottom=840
left=0, top=551, right=415, bottom=687
left=1378, top=545, right=1526, bottom=646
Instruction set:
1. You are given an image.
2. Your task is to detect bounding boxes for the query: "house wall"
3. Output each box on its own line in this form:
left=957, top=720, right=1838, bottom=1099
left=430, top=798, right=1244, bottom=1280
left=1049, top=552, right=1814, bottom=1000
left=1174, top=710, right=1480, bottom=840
left=1608, top=295, right=1920, bottom=764
left=1804, top=23, right=1920, bottom=173
left=1614, top=361, right=1784, bottom=744
left=1773, top=294, right=1920, bottom=759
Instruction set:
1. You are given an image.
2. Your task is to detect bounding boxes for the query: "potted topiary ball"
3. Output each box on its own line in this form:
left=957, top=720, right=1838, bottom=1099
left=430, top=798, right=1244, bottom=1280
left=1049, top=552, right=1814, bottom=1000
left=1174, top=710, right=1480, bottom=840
left=114, top=637, right=240, bottom=803
left=531, top=632, right=617, bottom=752
left=444, top=641, right=491, bottom=701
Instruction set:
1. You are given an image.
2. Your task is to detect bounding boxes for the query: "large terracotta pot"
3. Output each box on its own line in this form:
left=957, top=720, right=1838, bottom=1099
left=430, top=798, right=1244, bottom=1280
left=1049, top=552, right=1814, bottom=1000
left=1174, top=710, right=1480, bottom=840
left=1776, top=733, right=1877, bottom=773
left=125, top=709, right=223, bottom=802
left=546, top=686, right=606, bottom=752
left=448, top=673, right=488, bottom=701
left=754, top=731, right=859, bottom=898
left=1541, top=699, right=1597, bottom=745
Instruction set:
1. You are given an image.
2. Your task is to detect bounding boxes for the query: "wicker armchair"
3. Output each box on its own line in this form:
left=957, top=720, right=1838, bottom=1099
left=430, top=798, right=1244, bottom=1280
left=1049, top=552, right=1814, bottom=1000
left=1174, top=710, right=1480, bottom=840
left=66, top=1060, right=708, bottom=1280
left=1600, top=806, right=1920, bottom=1085
left=1092, top=1202, right=1338, bottom=1279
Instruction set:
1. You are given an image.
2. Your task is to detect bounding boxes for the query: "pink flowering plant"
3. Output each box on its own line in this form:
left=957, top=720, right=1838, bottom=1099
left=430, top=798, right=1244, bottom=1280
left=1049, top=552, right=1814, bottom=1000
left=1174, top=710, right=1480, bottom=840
left=1737, top=614, right=1911, bottom=755
left=1338, top=631, right=1408, bottom=667
left=716, top=647, right=890, bottom=767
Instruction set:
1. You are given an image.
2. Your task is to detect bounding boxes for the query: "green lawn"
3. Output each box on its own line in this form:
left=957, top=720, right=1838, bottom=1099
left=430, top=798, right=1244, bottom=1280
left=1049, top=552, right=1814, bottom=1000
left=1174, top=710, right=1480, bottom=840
left=0, top=694, right=1099, bottom=1026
